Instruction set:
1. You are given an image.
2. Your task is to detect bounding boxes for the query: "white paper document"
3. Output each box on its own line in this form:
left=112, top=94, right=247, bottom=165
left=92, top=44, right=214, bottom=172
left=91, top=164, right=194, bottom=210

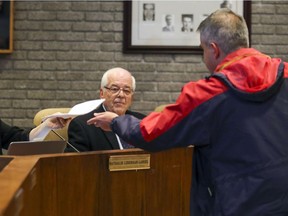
left=42, top=99, right=105, bottom=121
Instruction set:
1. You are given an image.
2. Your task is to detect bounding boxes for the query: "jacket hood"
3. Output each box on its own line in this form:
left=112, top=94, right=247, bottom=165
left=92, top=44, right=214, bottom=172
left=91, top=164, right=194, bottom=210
left=212, top=48, right=284, bottom=102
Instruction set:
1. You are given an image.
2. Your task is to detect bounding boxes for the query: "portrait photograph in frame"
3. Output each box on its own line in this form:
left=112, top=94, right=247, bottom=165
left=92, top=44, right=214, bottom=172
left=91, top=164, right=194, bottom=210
left=123, top=0, right=251, bottom=54
left=0, top=0, right=14, bottom=54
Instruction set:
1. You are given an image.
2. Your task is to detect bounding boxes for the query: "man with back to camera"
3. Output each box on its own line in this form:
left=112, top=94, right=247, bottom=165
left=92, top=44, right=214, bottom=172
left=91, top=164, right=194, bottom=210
left=87, top=9, right=288, bottom=216
left=66, top=67, right=145, bottom=152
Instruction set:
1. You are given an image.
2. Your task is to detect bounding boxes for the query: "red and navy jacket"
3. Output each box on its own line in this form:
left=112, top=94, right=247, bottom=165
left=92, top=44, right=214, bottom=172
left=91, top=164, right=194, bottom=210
left=111, top=48, right=288, bottom=216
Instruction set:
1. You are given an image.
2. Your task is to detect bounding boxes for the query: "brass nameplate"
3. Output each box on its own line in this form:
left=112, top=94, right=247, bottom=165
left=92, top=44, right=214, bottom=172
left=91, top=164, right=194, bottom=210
left=109, top=154, right=150, bottom=171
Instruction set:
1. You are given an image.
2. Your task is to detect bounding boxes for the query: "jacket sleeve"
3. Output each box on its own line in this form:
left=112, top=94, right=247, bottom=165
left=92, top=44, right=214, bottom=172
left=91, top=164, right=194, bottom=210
left=111, top=79, right=227, bottom=152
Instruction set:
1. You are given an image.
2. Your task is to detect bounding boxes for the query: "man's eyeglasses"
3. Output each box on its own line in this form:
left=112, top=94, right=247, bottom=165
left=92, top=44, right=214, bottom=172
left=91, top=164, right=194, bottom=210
left=104, top=86, right=133, bottom=96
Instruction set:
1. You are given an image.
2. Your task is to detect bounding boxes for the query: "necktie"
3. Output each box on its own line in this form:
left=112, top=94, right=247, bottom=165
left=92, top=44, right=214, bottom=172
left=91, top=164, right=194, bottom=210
left=119, top=137, right=134, bottom=149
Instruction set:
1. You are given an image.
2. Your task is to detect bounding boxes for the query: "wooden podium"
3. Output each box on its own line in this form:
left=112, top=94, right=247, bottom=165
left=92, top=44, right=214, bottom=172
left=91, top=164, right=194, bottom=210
left=0, top=147, right=193, bottom=216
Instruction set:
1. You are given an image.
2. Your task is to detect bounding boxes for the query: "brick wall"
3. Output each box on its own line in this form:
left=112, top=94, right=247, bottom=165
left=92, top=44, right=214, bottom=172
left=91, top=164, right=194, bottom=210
left=0, top=1, right=287, bottom=128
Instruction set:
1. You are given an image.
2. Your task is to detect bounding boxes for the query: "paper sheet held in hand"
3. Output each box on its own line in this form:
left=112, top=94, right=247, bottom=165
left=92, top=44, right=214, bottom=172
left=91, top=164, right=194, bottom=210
left=42, top=99, right=105, bottom=121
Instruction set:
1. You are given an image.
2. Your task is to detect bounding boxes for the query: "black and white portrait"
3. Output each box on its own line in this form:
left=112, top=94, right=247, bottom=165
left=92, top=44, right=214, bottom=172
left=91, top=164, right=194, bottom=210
left=162, top=14, right=175, bottom=32
left=181, top=14, right=193, bottom=32
left=143, top=3, right=155, bottom=21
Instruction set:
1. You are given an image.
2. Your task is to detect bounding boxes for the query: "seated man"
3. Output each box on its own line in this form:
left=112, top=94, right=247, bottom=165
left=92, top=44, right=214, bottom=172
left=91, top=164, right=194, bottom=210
left=66, top=67, right=145, bottom=152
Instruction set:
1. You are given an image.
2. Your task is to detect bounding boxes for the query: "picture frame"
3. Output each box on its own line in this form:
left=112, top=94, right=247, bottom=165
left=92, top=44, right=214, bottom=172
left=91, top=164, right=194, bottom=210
left=123, top=0, right=251, bottom=54
left=0, top=0, right=14, bottom=54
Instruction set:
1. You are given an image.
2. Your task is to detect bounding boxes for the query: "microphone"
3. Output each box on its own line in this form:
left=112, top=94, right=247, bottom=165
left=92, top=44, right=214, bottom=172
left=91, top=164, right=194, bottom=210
left=51, top=130, right=80, bottom=153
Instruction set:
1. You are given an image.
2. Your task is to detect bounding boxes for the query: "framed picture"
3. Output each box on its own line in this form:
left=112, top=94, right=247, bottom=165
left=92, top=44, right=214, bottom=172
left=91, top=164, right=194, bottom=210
left=123, top=0, right=251, bottom=54
left=0, top=0, right=14, bottom=54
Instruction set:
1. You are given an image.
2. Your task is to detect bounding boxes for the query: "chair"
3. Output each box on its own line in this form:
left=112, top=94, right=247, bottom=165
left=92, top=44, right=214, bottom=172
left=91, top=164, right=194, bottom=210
left=154, top=104, right=167, bottom=112
left=33, top=108, right=70, bottom=141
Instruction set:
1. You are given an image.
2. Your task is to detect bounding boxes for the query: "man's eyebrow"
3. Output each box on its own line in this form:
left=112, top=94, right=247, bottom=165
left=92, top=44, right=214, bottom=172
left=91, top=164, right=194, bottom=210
left=110, top=84, right=132, bottom=89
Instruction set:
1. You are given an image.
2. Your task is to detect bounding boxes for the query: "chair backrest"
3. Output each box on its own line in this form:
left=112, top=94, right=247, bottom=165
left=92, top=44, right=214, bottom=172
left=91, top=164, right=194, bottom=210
left=154, top=104, right=167, bottom=112
left=33, top=108, right=71, bottom=141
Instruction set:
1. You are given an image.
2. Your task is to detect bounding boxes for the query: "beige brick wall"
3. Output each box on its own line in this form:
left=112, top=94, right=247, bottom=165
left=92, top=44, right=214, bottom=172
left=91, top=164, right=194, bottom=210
left=0, top=1, right=287, bottom=128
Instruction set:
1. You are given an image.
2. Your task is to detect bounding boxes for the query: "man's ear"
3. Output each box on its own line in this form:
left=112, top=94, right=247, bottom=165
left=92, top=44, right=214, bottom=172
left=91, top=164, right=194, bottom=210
left=210, top=42, right=220, bottom=59
left=99, top=88, right=104, bottom=98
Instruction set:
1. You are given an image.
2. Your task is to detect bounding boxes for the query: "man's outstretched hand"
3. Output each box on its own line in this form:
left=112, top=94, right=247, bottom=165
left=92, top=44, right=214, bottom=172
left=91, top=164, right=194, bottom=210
left=87, top=112, right=119, bottom=131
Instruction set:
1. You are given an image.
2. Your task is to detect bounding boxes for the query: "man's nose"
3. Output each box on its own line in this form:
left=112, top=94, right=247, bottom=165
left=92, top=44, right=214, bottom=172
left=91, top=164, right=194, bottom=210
left=117, top=89, right=125, bottom=96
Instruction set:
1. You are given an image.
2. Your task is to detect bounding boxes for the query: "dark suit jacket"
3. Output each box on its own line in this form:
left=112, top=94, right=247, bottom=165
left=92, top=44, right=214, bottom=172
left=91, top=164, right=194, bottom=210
left=66, top=105, right=146, bottom=152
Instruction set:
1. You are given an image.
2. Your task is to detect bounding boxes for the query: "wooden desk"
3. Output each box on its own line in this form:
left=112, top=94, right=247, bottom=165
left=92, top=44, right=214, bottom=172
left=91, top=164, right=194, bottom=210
left=0, top=147, right=193, bottom=216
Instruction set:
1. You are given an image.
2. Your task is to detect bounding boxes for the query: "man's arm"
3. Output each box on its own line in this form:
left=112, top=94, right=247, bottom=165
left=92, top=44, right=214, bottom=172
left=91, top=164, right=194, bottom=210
left=30, top=116, right=69, bottom=141
left=87, top=112, right=118, bottom=131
